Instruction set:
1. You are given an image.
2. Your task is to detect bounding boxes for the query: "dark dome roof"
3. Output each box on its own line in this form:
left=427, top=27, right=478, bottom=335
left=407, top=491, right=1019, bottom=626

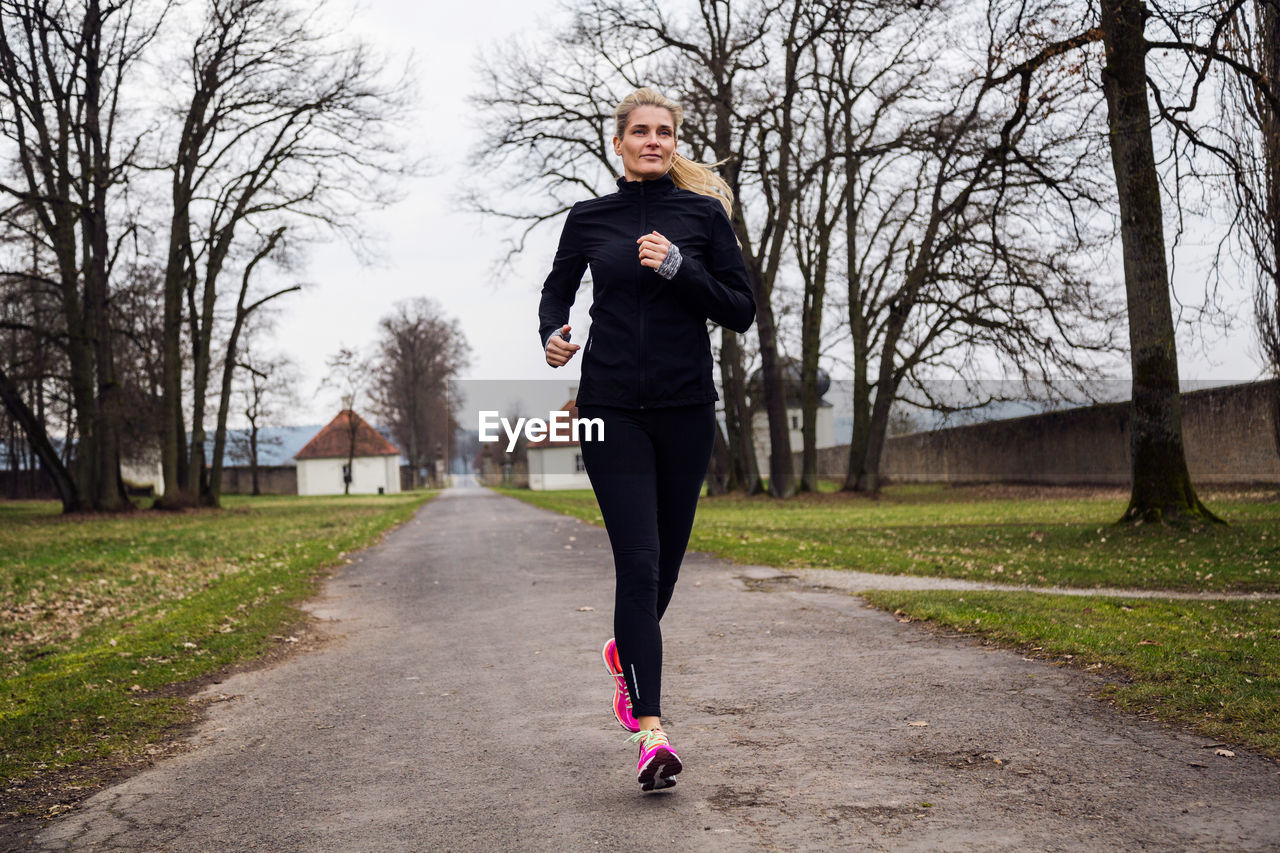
left=746, top=359, right=830, bottom=405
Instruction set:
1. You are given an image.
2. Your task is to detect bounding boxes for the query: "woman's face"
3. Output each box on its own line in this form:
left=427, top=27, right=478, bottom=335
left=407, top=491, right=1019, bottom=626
left=614, top=105, right=677, bottom=181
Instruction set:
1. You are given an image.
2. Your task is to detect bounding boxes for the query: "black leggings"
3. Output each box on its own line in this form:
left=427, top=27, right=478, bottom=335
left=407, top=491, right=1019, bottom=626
left=577, top=403, right=715, bottom=718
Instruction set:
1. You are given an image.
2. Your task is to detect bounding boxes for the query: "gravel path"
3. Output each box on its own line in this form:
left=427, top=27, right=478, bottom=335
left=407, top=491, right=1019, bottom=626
left=26, top=487, right=1280, bottom=851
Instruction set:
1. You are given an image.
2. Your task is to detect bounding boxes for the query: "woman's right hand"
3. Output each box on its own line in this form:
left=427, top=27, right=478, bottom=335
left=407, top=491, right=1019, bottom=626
left=545, top=324, right=580, bottom=368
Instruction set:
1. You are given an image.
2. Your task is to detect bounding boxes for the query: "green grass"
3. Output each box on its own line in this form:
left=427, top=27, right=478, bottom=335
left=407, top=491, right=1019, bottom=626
left=0, top=493, right=432, bottom=804
left=859, top=590, right=1280, bottom=758
left=497, top=484, right=1280, bottom=592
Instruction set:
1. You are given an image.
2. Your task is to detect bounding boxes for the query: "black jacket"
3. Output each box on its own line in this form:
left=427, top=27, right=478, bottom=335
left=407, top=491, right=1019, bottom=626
left=538, top=174, right=756, bottom=408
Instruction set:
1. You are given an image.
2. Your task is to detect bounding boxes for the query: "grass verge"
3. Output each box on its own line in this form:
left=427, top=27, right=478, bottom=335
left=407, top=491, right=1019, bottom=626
left=859, top=590, right=1280, bottom=759
left=0, top=492, right=432, bottom=818
left=496, top=484, right=1280, bottom=592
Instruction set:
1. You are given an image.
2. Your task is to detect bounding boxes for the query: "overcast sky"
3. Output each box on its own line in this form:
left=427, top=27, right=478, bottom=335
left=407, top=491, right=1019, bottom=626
left=266, top=0, right=1268, bottom=426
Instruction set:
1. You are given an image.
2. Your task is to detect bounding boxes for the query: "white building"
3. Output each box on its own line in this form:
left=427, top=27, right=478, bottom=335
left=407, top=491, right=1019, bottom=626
left=526, top=399, right=592, bottom=491
left=294, top=409, right=402, bottom=496
left=121, top=450, right=164, bottom=497
left=752, top=402, right=836, bottom=473
left=748, top=362, right=837, bottom=475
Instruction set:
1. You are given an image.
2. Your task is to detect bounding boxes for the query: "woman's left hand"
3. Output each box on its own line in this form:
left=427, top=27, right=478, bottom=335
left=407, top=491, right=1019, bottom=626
left=637, top=231, right=672, bottom=270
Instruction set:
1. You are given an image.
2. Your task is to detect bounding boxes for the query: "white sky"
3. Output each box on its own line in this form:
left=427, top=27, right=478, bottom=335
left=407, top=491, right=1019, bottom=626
left=269, top=0, right=1269, bottom=425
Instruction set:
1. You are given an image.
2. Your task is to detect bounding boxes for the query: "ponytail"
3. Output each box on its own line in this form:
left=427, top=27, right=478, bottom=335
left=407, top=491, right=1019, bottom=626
left=670, top=152, right=735, bottom=220
left=614, top=87, right=736, bottom=219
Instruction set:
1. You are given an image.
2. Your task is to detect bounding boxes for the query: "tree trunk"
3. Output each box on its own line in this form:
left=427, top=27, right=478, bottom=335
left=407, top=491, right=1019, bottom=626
left=842, top=147, right=872, bottom=492
left=160, top=164, right=195, bottom=506
left=83, top=0, right=127, bottom=512
left=843, top=375, right=872, bottom=491
left=858, top=378, right=899, bottom=495
left=705, top=418, right=732, bottom=496
left=345, top=410, right=357, bottom=495
left=249, top=420, right=261, bottom=496
left=60, top=283, right=99, bottom=511
left=1099, top=0, right=1218, bottom=524
left=798, top=172, right=831, bottom=494
left=705, top=64, right=759, bottom=495
left=189, top=261, right=222, bottom=505
left=719, top=328, right=762, bottom=493
left=754, top=318, right=794, bottom=498
left=856, top=273, right=918, bottom=494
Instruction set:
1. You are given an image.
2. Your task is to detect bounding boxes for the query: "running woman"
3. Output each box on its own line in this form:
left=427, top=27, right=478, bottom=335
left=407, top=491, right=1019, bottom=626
left=539, top=87, right=755, bottom=791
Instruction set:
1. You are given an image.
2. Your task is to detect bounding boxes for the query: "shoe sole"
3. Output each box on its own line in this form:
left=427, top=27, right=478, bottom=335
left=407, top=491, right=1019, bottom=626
left=638, top=748, right=682, bottom=792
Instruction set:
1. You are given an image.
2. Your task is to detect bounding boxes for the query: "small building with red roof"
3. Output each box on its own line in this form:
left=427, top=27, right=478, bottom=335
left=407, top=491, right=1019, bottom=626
left=526, top=398, right=592, bottom=491
left=294, top=409, right=402, bottom=496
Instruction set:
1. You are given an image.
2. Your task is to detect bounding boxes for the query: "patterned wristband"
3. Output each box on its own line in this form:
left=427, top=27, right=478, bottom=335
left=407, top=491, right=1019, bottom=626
left=656, top=243, right=683, bottom=280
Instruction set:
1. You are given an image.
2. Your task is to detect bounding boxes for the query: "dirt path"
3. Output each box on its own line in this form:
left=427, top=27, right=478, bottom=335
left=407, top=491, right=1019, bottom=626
left=24, top=488, right=1280, bottom=851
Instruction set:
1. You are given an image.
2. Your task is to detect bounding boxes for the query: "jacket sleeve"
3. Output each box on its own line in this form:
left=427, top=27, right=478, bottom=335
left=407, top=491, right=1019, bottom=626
left=668, top=203, right=756, bottom=333
left=537, top=205, right=589, bottom=350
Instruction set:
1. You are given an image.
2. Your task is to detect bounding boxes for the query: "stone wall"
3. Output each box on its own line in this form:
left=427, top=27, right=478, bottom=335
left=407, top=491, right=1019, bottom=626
left=796, top=379, right=1280, bottom=486
left=219, top=465, right=298, bottom=495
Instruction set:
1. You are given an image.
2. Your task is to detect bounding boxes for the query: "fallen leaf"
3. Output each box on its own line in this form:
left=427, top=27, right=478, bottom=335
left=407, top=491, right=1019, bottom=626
left=1137, top=639, right=1160, bottom=646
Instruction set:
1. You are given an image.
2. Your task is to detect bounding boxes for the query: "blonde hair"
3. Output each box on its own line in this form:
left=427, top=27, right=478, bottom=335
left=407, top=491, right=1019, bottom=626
left=614, top=87, right=734, bottom=219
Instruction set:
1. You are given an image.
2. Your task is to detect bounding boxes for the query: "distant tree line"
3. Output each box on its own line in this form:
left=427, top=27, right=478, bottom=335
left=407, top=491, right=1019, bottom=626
left=0, top=0, right=413, bottom=512
left=471, top=0, right=1279, bottom=523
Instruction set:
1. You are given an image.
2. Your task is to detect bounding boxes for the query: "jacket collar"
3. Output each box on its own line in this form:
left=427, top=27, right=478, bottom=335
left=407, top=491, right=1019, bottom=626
left=616, top=172, right=677, bottom=195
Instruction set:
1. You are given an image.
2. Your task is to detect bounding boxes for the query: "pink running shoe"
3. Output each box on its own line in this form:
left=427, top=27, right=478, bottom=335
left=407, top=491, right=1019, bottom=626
left=602, top=638, right=640, bottom=733
left=629, top=728, right=682, bottom=791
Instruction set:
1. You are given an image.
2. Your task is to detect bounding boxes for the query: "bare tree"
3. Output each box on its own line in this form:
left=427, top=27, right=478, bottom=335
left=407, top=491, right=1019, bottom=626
left=323, top=345, right=371, bottom=496
left=939, top=0, right=1246, bottom=522
left=0, top=0, right=167, bottom=511
left=469, top=0, right=770, bottom=492
left=779, top=0, right=1119, bottom=494
left=368, top=298, right=468, bottom=489
left=229, top=343, right=300, bottom=496
left=1213, top=1, right=1280, bottom=470
left=1093, top=0, right=1210, bottom=522
left=472, top=0, right=823, bottom=495
left=619, top=0, right=826, bottom=497
left=156, top=0, right=413, bottom=507
left=206, top=227, right=298, bottom=506
left=0, top=220, right=77, bottom=506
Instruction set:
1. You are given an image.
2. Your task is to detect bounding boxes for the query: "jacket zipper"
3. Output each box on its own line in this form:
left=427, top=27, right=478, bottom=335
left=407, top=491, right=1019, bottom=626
left=638, top=181, right=648, bottom=408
